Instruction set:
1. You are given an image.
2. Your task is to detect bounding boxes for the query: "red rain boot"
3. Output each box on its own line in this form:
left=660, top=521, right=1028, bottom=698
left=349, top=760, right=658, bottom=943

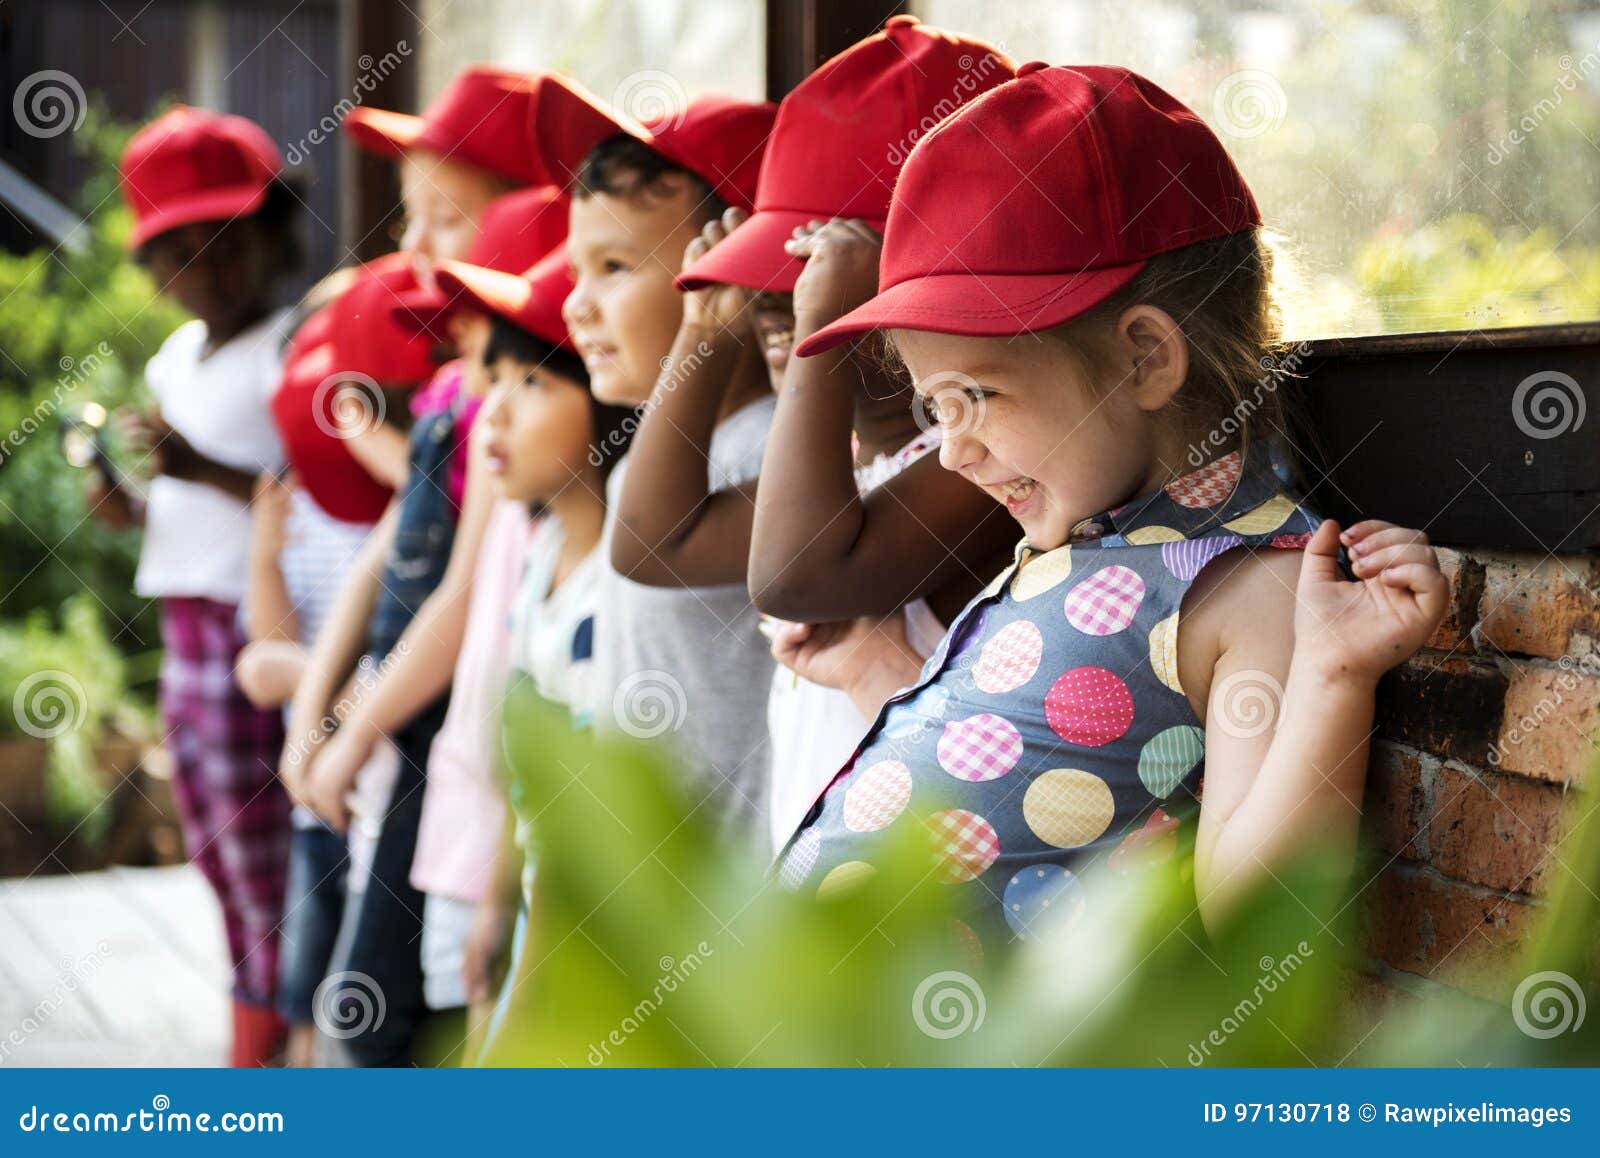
left=230, top=1000, right=288, bottom=1067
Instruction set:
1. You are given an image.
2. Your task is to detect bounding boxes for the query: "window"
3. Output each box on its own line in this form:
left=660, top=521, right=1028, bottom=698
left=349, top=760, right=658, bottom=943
left=916, top=0, right=1600, bottom=340
left=418, top=0, right=766, bottom=115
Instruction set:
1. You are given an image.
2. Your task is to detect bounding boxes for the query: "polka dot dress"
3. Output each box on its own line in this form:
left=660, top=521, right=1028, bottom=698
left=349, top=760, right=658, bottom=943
left=776, top=450, right=1322, bottom=952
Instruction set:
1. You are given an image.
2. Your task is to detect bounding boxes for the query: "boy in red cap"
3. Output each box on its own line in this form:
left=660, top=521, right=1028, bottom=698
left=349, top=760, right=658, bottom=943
left=607, top=16, right=1020, bottom=854
left=92, top=105, right=303, bottom=1066
left=776, top=65, right=1446, bottom=953
left=531, top=76, right=783, bottom=849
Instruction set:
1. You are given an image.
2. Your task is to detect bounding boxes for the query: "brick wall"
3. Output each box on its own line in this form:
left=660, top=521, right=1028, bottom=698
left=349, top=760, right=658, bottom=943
left=1358, top=547, right=1598, bottom=1010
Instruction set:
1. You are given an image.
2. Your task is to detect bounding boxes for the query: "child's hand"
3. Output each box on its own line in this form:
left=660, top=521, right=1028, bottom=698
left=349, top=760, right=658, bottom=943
left=114, top=408, right=171, bottom=477
left=681, top=207, right=755, bottom=341
left=772, top=614, right=922, bottom=719
left=304, top=726, right=375, bottom=832
left=787, top=219, right=883, bottom=326
left=83, top=468, right=140, bottom=529
left=463, top=892, right=517, bottom=1008
left=1295, top=519, right=1448, bottom=685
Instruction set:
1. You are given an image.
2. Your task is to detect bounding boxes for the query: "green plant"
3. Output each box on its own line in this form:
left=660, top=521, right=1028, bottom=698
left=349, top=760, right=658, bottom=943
left=1355, top=213, right=1600, bottom=334
left=0, top=105, right=188, bottom=644
left=486, top=681, right=1600, bottom=1068
left=0, top=595, right=159, bottom=840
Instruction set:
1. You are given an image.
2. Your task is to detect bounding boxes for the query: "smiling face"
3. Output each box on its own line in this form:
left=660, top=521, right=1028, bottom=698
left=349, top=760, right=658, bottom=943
left=482, top=356, right=597, bottom=506
left=894, top=312, right=1190, bottom=551
left=750, top=291, right=794, bottom=389
left=562, top=181, right=704, bottom=406
left=398, top=151, right=513, bottom=289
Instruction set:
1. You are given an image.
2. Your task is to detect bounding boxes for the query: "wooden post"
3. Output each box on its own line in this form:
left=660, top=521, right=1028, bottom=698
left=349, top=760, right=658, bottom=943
left=766, top=0, right=906, bottom=100
left=336, top=0, right=418, bottom=262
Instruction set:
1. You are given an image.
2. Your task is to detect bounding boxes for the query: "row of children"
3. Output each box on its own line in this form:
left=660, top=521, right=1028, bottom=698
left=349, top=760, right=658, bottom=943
left=89, top=15, right=1446, bottom=1067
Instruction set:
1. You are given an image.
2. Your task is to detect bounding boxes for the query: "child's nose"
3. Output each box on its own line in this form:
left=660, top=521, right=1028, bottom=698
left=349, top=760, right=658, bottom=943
left=563, top=279, right=595, bottom=325
left=481, top=383, right=511, bottom=426
left=938, top=425, right=983, bottom=475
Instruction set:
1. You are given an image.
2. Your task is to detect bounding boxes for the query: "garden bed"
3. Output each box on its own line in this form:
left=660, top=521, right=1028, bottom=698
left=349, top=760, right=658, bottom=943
left=0, top=731, right=183, bottom=878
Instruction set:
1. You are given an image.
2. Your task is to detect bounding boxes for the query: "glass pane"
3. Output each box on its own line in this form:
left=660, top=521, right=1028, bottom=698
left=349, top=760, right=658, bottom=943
left=916, top=0, right=1600, bottom=339
left=418, top=0, right=765, bottom=112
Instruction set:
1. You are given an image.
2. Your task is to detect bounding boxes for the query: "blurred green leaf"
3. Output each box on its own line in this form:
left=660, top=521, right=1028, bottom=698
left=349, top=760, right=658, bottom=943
left=487, top=688, right=1600, bottom=1068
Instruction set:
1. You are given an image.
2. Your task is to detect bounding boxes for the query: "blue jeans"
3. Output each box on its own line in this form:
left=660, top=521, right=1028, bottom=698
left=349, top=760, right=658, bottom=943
left=276, top=819, right=348, bottom=1024
left=327, top=404, right=460, bottom=1066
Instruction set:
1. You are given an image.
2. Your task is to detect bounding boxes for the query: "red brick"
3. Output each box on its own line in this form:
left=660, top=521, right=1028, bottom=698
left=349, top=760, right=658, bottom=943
left=1376, top=653, right=1506, bottom=766
left=1363, top=744, right=1429, bottom=861
left=1358, top=864, right=1537, bottom=1002
left=1491, top=661, right=1600, bottom=785
left=1426, top=548, right=1480, bottom=653
left=1428, top=764, right=1568, bottom=894
left=1477, top=551, right=1600, bottom=662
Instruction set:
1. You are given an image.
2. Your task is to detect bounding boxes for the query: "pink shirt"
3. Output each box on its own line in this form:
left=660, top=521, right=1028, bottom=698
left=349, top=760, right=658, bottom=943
left=409, top=499, right=536, bottom=901
left=408, top=360, right=483, bottom=512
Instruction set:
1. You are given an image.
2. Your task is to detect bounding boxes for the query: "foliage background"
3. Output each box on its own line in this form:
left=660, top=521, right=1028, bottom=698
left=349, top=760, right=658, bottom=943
left=0, top=111, right=184, bottom=649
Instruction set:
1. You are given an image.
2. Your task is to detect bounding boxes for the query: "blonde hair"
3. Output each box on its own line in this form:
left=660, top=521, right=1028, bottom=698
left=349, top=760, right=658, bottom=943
left=1051, top=228, right=1304, bottom=463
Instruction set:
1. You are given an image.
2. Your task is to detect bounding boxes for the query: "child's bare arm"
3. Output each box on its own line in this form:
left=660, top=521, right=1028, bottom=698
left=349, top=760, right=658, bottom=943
left=244, top=472, right=298, bottom=644
left=117, top=408, right=257, bottom=502
left=83, top=469, right=144, bottom=529
left=1189, top=520, right=1446, bottom=933
left=609, top=322, right=757, bottom=586
left=610, top=208, right=763, bottom=587
left=337, top=385, right=411, bottom=490
left=281, top=504, right=396, bottom=793
left=304, top=430, right=499, bottom=791
left=750, top=220, right=1014, bottom=622
left=754, top=444, right=1013, bottom=622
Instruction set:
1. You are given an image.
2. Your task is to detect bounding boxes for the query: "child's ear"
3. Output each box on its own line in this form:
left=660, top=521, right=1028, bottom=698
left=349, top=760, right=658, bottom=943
left=1116, top=304, right=1188, bottom=412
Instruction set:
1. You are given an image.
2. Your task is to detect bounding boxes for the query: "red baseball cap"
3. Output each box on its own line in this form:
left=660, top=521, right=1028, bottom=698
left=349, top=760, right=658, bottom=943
left=795, top=63, right=1262, bottom=356
left=389, top=184, right=570, bottom=337
left=678, top=16, right=1013, bottom=294
left=328, top=252, right=440, bottom=384
left=344, top=66, right=546, bottom=185
left=270, top=328, right=397, bottom=524
left=120, top=106, right=283, bottom=250
left=271, top=255, right=440, bottom=522
left=432, top=244, right=575, bottom=353
left=530, top=75, right=774, bottom=211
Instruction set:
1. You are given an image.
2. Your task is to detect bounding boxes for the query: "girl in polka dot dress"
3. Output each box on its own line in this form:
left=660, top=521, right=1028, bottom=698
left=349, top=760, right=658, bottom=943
left=776, top=64, right=1448, bottom=948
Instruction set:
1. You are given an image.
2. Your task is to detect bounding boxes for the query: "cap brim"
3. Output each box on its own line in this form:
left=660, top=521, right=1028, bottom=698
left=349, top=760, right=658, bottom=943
left=793, top=261, right=1149, bottom=357
left=531, top=78, right=635, bottom=189
left=675, top=209, right=830, bottom=294
left=342, top=107, right=425, bottom=158
left=127, top=183, right=271, bottom=249
left=434, top=262, right=530, bottom=318
left=387, top=284, right=455, bottom=339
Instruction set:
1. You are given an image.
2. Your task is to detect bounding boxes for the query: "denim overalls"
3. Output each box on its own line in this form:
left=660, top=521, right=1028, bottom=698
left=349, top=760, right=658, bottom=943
left=779, top=449, right=1323, bottom=956
left=333, top=401, right=462, bottom=1064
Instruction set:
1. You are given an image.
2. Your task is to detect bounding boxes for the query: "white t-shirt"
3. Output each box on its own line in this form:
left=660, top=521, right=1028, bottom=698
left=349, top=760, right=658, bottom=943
left=765, top=430, right=949, bottom=856
left=589, top=394, right=779, bottom=850
left=510, top=515, right=602, bottom=717
left=134, top=311, right=292, bottom=603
